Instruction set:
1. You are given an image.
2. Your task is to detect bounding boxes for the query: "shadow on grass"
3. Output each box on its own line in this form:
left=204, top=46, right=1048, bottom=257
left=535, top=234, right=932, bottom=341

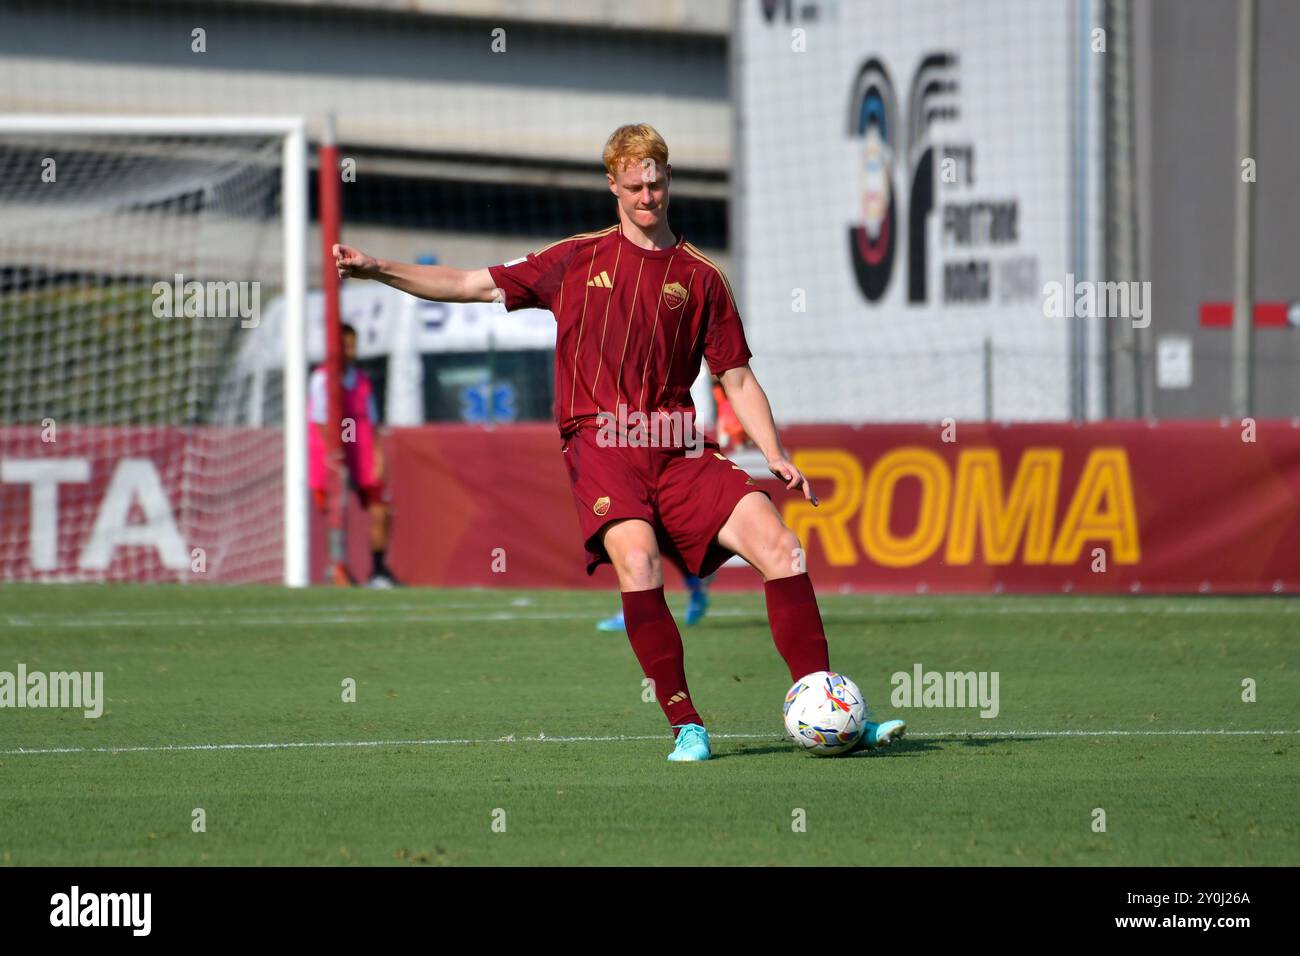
left=715, top=733, right=1053, bottom=759
left=714, top=738, right=946, bottom=760
left=919, top=734, right=1052, bottom=749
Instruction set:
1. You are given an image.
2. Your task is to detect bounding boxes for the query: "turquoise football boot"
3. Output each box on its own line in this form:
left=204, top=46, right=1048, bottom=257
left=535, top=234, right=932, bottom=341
left=596, top=609, right=626, bottom=632
left=859, top=718, right=907, bottom=750
left=683, top=575, right=710, bottom=626
left=667, top=723, right=711, bottom=762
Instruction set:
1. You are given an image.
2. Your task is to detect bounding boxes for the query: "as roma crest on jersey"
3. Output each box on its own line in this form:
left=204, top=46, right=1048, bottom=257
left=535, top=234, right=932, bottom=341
left=661, top=281, right=688, bottom=309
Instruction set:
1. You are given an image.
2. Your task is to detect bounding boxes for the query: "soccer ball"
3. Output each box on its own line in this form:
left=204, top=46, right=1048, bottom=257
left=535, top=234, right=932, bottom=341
left=782, top=671, right=868, bottom=756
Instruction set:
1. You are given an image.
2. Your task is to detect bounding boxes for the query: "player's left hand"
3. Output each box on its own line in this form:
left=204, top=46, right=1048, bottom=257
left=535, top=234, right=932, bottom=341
left=768, top=457, right=818, bottom=506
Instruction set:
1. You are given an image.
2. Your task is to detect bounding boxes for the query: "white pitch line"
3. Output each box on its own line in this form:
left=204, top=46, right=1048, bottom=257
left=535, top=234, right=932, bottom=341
left=1, top=608, right=941, bottom=628
left=907, top=729, right=1300, bottom=737
left=2, top=729, right=1294, bottom=756
left=1, top=600, right=613, bottom=620
left=8, top=601, right=1300, bottom=628
left=3, top=610, right=662, bottom=628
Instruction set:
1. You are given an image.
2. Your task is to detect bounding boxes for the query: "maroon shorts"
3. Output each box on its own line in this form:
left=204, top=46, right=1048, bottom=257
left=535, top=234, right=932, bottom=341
left=560, top=425, right=768, bottom=577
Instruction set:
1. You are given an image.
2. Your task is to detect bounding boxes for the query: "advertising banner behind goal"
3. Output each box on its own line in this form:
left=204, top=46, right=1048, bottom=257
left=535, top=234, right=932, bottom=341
left=7, top=421, right=1296, bottom=592
left=1, top=425, right=283, bottom=583
left=738, top=0, right=1091, bottom=422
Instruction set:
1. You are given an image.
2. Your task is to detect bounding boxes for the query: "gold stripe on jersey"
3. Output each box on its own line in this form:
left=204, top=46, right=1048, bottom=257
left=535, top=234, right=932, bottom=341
left=655, top=266, right=698, bottom=405
left=685, top=269, right=710, bottom=373
left=613, top=256, right=647, bottom=408
left=554, top=269, right=565, bottom=329
left=568, top=242, right=604, bottom=421
left=535, top=224, right=617, bottom=258
left=681, top=242, right=740, bottom=312
left=587, top=240, right=624, bottom=414
left=638, top=251, right=680, bottom=410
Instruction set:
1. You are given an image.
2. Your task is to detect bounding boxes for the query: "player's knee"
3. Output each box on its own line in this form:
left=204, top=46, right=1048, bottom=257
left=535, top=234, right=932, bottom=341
left=614, top=546, right=660, bottom=588
left=758, top=526, right=803, bottom=579
left=774, top=527, right=803, bottom=572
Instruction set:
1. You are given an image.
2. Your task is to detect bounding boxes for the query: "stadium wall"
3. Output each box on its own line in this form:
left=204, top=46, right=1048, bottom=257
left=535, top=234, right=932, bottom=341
left=0, top=0, right=730, bottom=167
left=1135, top=0, right=1300, bottom=418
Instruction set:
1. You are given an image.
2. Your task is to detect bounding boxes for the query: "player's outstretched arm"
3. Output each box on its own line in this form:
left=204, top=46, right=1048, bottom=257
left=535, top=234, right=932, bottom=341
left=717, top=364, right=819, bottom=506
left=333, top=243, right=499, bottom=304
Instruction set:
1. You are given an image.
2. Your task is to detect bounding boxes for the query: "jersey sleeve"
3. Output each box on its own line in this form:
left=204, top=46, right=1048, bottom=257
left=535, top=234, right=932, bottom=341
left=486, top=241, right=572, bottom=313
left=702, top=270, right=752, bottom=376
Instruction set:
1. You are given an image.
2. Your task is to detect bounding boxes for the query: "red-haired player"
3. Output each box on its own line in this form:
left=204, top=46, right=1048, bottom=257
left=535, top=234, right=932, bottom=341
left=334, top=124, right=904, bottom=759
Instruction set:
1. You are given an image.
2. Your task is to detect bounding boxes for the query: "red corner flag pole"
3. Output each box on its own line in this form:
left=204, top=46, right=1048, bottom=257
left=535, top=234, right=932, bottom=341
left=319, top=113, right=349, bottom=585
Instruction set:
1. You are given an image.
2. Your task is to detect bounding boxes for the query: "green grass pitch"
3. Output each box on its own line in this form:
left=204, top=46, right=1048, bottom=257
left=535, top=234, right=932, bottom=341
left=0, top=584, right=1295, bottom=866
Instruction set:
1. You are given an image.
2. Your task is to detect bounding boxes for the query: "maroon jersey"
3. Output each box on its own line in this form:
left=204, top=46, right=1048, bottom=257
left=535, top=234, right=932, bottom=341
left=487, top=224, right=751, bottom=438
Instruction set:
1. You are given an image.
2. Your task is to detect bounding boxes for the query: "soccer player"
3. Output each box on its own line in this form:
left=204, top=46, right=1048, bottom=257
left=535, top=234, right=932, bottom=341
left=334, top=123, right=904, bottom=759
left=308, top=323, right=399, bottom=588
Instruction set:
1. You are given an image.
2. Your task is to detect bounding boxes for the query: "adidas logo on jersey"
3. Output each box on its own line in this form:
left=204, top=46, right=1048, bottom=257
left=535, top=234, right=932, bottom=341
left=587, top=270, right=613, bottom=289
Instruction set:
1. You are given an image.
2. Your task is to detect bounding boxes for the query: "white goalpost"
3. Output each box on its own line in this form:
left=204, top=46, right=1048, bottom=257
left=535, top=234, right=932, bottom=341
left=0, top=115, right=309, bottom=586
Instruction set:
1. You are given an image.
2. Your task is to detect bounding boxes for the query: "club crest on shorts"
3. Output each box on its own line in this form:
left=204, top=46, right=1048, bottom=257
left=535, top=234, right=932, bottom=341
left=662, top=281, right=688, bottom=309
left=593, top=495, right=611, bottom=516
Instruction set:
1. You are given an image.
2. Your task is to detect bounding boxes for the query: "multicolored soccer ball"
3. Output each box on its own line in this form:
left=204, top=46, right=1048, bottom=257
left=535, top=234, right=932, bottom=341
left=782, top=671, right=868, bottom=756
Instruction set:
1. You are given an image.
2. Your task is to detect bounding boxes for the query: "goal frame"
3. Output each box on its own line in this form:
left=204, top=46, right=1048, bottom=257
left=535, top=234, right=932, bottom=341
left=0, top=114, right=310, bottom=586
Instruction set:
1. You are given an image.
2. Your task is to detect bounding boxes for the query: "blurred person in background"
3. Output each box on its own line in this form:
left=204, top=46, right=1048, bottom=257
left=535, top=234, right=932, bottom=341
left=308, top=323, right=399, bottom=588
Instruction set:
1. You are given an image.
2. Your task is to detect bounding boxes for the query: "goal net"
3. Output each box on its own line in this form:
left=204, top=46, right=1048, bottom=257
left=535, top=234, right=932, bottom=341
left=0, top=116, right=307, bottom=585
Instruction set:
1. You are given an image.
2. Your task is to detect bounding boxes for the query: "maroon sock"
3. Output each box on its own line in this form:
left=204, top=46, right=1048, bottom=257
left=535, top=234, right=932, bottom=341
left=621, top=586, right=702, bottom=734
left=764, top=572, right=831, bottom=682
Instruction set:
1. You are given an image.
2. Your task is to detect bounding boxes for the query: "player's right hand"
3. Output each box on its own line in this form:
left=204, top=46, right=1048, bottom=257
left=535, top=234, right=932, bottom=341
left=334, top=243, right=380, bottom=280
left=768, top=456, right=819, bottom=507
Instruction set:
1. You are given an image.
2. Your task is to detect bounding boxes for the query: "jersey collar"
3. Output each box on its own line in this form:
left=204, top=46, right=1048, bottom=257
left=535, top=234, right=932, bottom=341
left=616, top=223, right=685, bottom=260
